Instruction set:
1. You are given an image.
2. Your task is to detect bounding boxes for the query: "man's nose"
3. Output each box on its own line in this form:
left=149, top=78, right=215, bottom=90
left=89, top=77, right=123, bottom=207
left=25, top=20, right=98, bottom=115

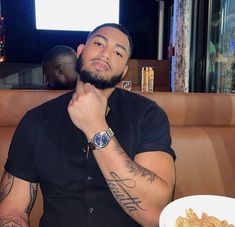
left=99, top=47, right=111, bottom=60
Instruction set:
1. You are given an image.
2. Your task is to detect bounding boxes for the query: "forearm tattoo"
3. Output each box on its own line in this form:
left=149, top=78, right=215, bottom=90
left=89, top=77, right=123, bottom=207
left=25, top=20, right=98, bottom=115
left=0, top=172, right=14, bottom=203
left=25, top=183, right=38, bottom=214
left=106, top=172, right=146, bottom=212
left=125, top=159, right=157, bottom=183
left=0, top=217, right=22, bottom=227
left=114, top=141, right=157, bottom=183
left=105, top=140, right=158, bottom=212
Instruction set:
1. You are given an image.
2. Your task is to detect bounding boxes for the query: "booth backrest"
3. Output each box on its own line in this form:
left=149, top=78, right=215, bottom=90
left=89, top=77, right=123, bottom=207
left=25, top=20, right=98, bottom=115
left=140, top=92, right=235, bottom=126
left=1, top=90, right=235, bottom=126
left=0, top=90, right=235, bottom=227
left=0, top=90, right=67, bottom=126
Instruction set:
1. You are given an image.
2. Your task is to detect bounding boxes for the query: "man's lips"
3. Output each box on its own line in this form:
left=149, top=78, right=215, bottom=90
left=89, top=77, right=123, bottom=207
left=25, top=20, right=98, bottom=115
left=91, top=60, right=110, bottom=71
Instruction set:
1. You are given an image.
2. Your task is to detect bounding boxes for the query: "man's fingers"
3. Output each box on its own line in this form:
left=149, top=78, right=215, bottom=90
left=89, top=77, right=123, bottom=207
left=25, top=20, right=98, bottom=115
left=75, top=81, right=95, bottom=97
left=83, top=83, right=93, bottom=93
left=92, top=85, right=104, bottom=98
left=75, top=81, right=103, bottom=99
left=72, top=92, right=78, bottom=100
left=76, top=80, right=85, bottom=94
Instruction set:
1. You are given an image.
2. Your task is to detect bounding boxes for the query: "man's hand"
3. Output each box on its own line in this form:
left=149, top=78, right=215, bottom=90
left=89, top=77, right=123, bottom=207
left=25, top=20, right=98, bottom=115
left=68, top=81, right=108, bottom=140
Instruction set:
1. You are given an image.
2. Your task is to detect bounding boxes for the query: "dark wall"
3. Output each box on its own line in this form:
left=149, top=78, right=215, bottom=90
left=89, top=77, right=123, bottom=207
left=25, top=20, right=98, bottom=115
left=4, top=0, right=171, bottom=63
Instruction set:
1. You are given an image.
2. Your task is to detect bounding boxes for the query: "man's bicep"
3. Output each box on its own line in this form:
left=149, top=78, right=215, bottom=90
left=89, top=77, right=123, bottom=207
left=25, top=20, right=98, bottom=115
left=0, top=171, right=38, bottom=216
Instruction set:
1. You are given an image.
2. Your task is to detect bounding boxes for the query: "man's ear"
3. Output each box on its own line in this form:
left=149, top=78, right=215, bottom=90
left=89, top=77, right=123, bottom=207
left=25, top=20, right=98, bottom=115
left=121, top=65, right=129, bottom=79
left=77, top=44, right=85, bottom=58
left=55, top=64, right=63, bottom=76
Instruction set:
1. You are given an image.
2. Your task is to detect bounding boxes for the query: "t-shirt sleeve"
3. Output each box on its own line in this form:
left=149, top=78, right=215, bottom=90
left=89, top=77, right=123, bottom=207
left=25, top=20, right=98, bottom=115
left=5, top=112, right=39, bottom=183
left=137, top=102, right=176, bottom=160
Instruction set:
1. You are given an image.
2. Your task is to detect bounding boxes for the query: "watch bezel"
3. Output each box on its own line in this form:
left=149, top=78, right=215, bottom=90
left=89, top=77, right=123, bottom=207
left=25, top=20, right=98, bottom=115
left=89, top=128, right=114, bottom=150
left=93, top=131, right=110, bottom=148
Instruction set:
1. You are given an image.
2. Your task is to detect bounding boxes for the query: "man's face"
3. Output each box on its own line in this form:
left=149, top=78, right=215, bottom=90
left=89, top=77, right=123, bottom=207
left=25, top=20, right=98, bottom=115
left=43, top=62, right=58, bottom=87
left=60, top=55, right=79, bottom=85
left=76, top=26, right=130, bottom=89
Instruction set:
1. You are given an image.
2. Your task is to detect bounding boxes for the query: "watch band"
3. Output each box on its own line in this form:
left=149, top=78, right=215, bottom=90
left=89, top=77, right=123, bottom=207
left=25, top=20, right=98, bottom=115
left=106, top=128, right=114, bottom=138
left=88, top=140, right=96, bottom=151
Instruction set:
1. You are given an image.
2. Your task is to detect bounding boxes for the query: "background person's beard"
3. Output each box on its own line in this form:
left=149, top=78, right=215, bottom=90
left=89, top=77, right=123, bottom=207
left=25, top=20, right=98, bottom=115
left=76, top=56, right=123, bottom=90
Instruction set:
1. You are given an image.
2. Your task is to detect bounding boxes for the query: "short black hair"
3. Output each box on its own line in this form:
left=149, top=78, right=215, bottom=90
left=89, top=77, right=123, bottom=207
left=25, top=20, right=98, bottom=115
left=42, top=45, right=77, bottom=64
left=86, top=23, right=133, bottom=57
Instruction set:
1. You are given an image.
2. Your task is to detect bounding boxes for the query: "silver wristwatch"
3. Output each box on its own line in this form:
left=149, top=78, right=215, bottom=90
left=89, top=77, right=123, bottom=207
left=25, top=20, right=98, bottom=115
left=88, top=128, right=114, bottom=151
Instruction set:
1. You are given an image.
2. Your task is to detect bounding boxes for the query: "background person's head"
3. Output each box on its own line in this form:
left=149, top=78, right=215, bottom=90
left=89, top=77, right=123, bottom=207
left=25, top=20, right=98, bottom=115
left=43, top=45, right=79, bottom=89
left=76, top=23, right=133, bottom=90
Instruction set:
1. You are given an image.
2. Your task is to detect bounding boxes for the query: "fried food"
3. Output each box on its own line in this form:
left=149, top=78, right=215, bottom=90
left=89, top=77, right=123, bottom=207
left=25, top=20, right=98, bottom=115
left=175, top=208, right=235, bottom=227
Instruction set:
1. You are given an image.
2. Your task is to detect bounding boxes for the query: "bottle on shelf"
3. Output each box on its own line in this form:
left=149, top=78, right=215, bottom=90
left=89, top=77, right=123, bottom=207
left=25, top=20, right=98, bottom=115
left=148, top=67, right=154, bottom=92
left=144, top=67, right=149, bottom=92
left=141, top=67, right=145, bottom=92
left=141, top=66, right=155, bottom=92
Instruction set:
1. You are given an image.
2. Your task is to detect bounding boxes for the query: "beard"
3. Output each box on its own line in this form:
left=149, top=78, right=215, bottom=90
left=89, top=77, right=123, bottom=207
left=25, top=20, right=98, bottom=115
left=76, top=56, right=123, bottom=90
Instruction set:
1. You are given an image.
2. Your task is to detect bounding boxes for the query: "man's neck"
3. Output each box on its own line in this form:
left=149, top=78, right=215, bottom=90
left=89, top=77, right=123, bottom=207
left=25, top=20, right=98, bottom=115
left=100, top=87, right=115, bottom=99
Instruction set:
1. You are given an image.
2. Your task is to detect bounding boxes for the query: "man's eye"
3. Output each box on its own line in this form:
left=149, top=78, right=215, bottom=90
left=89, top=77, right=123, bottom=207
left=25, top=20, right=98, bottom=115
left=115, top=51, right=123, bottom=58
left=94, top=41, right=103, bottom=46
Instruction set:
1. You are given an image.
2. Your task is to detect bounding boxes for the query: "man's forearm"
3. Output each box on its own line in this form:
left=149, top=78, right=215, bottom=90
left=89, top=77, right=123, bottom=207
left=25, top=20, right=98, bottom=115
left=92, top=137, right=175, bottom=227
left=0, top=215, right=29, bottom=227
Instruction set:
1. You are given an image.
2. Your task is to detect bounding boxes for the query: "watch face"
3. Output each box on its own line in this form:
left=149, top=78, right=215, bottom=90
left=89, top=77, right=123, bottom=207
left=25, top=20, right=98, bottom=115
left=94, top=131, right=109, bottom=148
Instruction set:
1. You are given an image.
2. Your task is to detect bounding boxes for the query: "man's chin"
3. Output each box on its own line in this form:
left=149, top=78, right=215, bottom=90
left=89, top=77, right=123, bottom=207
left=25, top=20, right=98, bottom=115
left=79, top=70, right=122, bottom=90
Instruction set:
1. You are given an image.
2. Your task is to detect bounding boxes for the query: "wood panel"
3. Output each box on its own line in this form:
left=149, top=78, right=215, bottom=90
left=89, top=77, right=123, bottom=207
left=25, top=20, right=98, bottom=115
left=123, top=59, right=171, bottom=92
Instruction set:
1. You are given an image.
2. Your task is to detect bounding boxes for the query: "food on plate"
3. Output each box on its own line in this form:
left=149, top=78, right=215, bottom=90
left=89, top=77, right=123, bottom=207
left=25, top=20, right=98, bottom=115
left=175, top=208, right=235, bottom=227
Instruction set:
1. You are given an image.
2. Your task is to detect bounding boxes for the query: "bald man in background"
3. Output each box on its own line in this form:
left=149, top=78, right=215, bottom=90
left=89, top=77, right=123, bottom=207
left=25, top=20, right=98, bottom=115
left=42, top=45, right=79, bottom=89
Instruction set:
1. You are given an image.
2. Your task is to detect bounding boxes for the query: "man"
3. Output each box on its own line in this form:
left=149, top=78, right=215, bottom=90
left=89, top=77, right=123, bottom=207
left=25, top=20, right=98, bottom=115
left=0, top=23, right=176, bottom=227
left=42, top=45, right=79, bottom=89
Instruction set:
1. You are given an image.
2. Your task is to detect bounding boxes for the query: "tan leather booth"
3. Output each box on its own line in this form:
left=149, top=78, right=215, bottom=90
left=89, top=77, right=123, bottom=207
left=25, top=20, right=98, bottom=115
left=0, top=90, right=235, bottom=226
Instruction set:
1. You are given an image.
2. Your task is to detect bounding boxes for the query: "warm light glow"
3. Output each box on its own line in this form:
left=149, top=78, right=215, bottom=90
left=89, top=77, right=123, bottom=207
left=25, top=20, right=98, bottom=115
left=0, top=56, right=5, bottom=62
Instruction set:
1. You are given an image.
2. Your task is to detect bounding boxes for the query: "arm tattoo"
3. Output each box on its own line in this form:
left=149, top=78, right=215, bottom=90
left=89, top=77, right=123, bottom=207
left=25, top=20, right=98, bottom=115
left=0, top=217, right=22, bottom=227
left=125, top=159, right=157, bottom=183
left=25, top=183, right=38, bottom=214
left=106, top=172, right=146, bottom=212
left=0, top=172, right=14, bottom=203
left=113, top=143, right=125, bottom=155
left=113, top=140, right=157, bottom=183
left=106, top=140, right=156, bottom=211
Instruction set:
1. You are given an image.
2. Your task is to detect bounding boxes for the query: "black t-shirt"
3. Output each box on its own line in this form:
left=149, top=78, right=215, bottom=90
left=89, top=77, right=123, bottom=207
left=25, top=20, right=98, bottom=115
left=5, top=88, right=176, bottom=227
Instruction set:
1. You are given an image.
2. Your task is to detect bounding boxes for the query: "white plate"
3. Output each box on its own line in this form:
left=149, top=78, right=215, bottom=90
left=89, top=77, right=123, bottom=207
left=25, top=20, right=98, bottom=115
left=159, top=195, right=235, bottom=227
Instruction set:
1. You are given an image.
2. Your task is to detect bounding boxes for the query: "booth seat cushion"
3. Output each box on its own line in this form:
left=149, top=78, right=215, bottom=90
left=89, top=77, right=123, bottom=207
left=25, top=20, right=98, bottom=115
left=172, top=126, right=235, bottom=199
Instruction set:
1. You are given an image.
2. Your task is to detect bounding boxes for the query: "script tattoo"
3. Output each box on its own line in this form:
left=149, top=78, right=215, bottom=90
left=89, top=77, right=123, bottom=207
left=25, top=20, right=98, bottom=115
left=0, top=217, right=22, bottom=227
left=106, top=172, right=146, bottom=212
left=125, top=159, right=157, bottom=183
left=25, top=183, right=38, bottom=214
left=0, top=172, right=14, bottom=203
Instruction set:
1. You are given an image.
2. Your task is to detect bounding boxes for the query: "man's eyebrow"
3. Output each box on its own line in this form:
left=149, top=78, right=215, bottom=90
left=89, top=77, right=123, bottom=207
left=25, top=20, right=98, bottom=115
left=116, top=43, right=128, bottom=54
left=92, top=34, right=128, bottom=54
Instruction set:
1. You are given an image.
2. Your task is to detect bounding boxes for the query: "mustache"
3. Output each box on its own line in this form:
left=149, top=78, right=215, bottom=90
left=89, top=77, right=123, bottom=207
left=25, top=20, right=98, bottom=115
left=91, top=57, right=111, bottom=70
